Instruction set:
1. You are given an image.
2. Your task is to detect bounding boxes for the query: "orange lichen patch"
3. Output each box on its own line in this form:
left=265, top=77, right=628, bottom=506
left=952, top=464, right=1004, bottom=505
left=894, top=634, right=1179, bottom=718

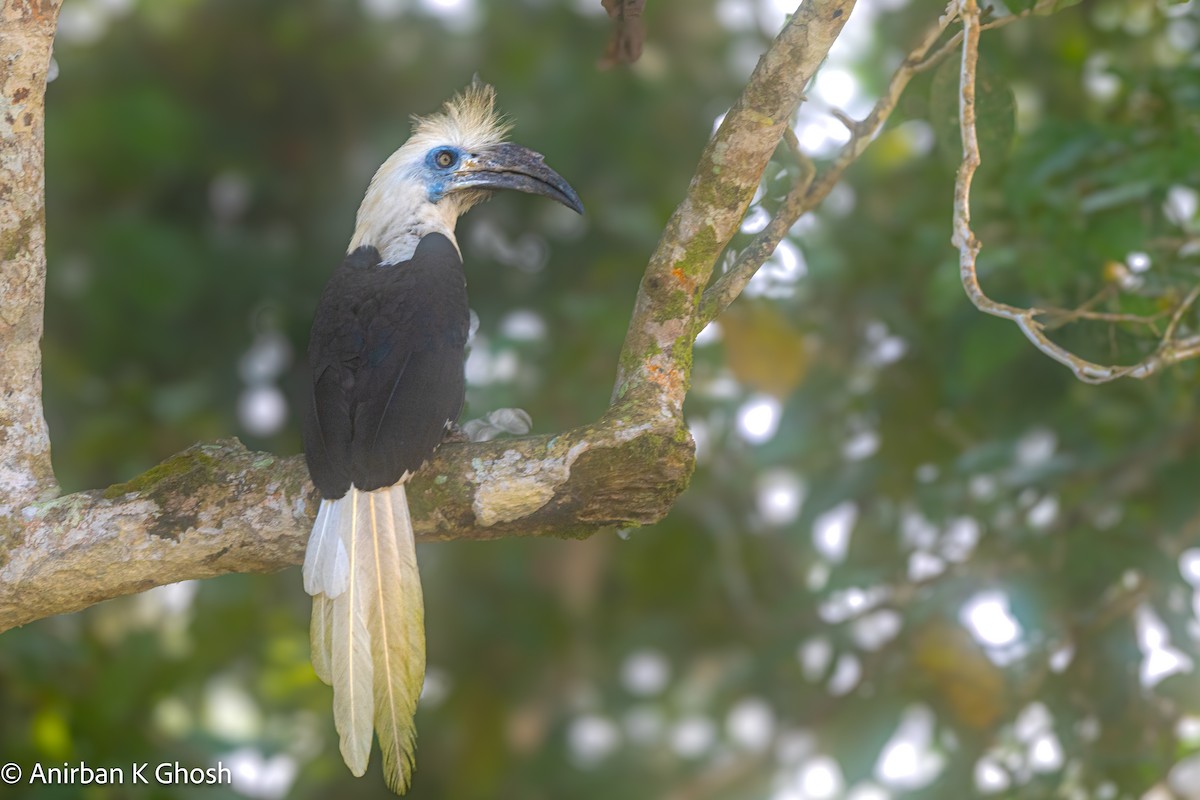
left=671, top=266, right=700, bottom=294
left=644, top=361, right=685, bottom=402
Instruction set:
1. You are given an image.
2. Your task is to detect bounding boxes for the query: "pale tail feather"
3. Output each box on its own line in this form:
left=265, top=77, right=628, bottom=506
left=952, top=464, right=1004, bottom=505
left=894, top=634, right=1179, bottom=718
left=303, top=499, right=349, bottom=597
left=330, top=488, right=374, bottom=776
left=361, top=484, right=425, bottom=794
left=310, top=594, right=333, bottom=685
left=304, top=486, right=425, bottom=790
left=305, top=499, right=345, bottom=686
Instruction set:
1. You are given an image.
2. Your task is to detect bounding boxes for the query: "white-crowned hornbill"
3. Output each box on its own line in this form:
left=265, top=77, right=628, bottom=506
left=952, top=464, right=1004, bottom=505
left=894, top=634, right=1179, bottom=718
left=300, top=82, right=582, bottom=793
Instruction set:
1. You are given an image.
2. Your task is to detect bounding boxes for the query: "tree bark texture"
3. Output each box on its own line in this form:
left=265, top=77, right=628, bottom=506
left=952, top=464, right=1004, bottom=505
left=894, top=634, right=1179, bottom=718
left=0, top=0, right=61, bottom=514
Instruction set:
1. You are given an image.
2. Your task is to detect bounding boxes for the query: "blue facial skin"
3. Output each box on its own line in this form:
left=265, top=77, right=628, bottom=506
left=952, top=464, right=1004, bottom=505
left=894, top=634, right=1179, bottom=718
left=423, top=146, right=465, bottom=203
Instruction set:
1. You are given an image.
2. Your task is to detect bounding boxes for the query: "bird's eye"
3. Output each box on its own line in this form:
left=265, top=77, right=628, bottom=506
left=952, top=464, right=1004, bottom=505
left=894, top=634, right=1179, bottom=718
left=434, top=149, right=456, bottom=168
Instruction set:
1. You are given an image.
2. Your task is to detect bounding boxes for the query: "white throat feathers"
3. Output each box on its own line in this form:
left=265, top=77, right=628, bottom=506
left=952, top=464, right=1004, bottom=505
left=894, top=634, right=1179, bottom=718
left=348, top=82, right=511, bottom=265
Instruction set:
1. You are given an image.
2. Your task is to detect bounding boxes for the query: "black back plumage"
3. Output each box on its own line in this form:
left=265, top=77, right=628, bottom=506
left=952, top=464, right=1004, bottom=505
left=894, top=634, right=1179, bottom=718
left=302, top=233, right=470, bottom=498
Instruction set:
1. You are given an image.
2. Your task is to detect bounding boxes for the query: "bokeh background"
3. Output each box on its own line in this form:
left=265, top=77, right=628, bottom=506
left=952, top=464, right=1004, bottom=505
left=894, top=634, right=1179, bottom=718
left=3, top=0, right=1200, bottom=797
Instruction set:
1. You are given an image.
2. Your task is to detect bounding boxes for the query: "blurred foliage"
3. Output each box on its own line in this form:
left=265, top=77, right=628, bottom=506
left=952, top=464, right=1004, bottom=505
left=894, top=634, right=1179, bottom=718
left=4, top=0, right=1200, bottom=798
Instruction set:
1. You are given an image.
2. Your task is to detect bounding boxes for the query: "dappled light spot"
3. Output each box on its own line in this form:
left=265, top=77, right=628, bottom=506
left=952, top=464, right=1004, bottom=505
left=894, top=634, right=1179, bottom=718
left=794, top=107, right=853, bottom=158
left=852, top=609, right=903, bottom=651
left=1048, top=642, right=1074, bottom=673
left=670, top=715, right=716, bottom=759
left=694, top=320, right=722, bottom=347
left=907, top=551, right=945, bottom=582
left=893, top=119, right=936, bottom=159
left=1028, top=731, right=1063, bottom=773
left=568, top=714, right=620, bottom=768
left=812, top=501, right=857, bottom=562
left=942, top=516, right=981, bottom=562
left=798, top=637, right=833, bottom=682
left=974, top=756, right=1010, bottom=794
left=223, top=748, right=298, bottom=800
left=842, top=428, right=880, bottom=461
left=864, top=320, right=907, bottom=367
left=203, top=678, right=261, bottom=742
left=820, top=586, right=887, bottom=624
left=1025, top=494, right=1059, bottom=531
left=961, top=592, right=1022, bottom=648
left=1169, top=754, right=1200, bottom=799
left=1165, top=185, right=1199, bottom=227
left=813, top=67, right=860, bottom=111
left=737, top=395, right=781, bottom=443
left=797, top=755, right=845, bottom=800
left=417, top=0, right=479, bottom=31
left=621, top=649, right=670, bottom=696
left=845, top=783, right=890, bottom=800
left=969, top=474, right=999, bottom=502
left=741, top=205, right=771, bottom=235
left=1176, top=715, right=1200, bottom=744
left=747, top=239, right=807, bottom=298
left=1084, top=55, right=1122, bottom=102
left=238, top=384, right=287, bottom=437
left=465, top=335, right=520, bottom=386
left=419, top=666, right=451, bottom=707
left=826, top=652, right=861, bottom=696
left=757, top=469, right=805, bottom=527
left=876, top=705, right=944, bottom=790
left=1136, top=604, right=1194, bottom=688
left=499, top=309, right=547, bottom=341
left=727, top=696, right=775, bottom=752
left=1015, top=428, right=1057, bottom=467
left=1126, top=251, right=1152, bottom=273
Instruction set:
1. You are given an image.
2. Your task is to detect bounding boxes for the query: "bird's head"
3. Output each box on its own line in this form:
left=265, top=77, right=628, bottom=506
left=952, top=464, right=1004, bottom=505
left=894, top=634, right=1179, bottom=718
left=350, top=82, right=583, bottom=263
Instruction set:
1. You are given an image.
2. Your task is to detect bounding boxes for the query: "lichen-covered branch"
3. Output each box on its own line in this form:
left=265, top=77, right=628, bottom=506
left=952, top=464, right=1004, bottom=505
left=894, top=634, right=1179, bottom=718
left=0, top=0, right=854, bottom=632
left=697, top=129, right=814, bottom=326
left=0, top=0, right=62, bottom=512
left=612, top=0, right=856, bottom=410
left=0, top=403, right=692, bottom=632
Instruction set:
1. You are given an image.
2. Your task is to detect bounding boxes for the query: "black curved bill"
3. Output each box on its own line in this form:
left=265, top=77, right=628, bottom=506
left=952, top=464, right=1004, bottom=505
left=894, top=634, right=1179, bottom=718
left=450, top=143, right=584, bottom=214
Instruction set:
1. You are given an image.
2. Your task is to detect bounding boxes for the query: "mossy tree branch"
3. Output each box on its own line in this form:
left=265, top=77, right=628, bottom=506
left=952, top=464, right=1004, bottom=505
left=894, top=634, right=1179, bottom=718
left=0, top=0, right=854, bottom=634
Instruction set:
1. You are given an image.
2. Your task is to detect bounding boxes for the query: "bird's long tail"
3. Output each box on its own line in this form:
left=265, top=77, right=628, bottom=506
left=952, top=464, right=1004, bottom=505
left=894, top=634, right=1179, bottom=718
left=303, top=485, right=426, bottom=794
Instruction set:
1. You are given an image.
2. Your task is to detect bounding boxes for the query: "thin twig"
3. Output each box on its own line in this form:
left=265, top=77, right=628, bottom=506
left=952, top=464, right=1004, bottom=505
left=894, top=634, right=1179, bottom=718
left=951, top=0, right=1200, bottom=384
left=698, top=1, right=962, bottom=324
left=912, top=8, right=1035, bottom=74
left=804, top=1, right=961, bottom=208
left=698, top=129, right=816, bottom=324
left=1036, top=286, right=1170, bottom=331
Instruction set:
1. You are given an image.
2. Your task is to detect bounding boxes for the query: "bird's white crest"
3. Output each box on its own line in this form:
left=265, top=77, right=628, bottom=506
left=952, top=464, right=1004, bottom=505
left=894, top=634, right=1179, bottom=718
left=408, top=81, right=512, bottom=154
left=349, top=82, right=512, bottom=264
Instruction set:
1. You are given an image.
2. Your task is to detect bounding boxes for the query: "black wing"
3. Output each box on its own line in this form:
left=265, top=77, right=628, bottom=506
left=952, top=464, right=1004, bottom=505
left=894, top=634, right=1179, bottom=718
left=302, top=233, right=470, bottom=498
